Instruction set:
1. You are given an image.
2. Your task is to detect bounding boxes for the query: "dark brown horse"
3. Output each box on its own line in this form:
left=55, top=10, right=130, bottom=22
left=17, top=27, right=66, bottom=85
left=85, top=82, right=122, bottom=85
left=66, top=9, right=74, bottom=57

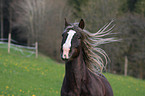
left=61, top=19, right=115, bottom=96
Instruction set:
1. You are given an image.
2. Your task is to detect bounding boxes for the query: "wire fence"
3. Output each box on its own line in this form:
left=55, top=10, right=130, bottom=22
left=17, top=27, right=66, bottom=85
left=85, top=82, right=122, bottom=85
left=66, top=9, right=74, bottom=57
left=0, top=38, right=38, bottom=57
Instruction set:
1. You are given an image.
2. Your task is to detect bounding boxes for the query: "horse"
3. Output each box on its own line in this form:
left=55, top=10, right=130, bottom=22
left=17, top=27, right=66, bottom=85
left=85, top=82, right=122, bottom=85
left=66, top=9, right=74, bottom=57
left=60, top=19, right=116, bottom=96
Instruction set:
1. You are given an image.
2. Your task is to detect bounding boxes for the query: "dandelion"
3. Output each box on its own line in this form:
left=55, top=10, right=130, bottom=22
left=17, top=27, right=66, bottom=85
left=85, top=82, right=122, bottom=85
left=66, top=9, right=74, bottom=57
left=32, top=94, right=36, bottom=96
left=20, top=89, right=22, bottom=92
left=41, top=72, right=44, bottom=75
left=6, top=86, right=9, bottom=89
left=128, top=86, right=131, bottom=88
left=56, top=91, right=58, bottom=94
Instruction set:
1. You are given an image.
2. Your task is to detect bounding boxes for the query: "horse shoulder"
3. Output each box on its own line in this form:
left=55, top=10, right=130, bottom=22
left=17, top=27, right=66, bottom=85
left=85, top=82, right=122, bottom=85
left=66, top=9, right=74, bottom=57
left=99, top=76, right=114, bottom=96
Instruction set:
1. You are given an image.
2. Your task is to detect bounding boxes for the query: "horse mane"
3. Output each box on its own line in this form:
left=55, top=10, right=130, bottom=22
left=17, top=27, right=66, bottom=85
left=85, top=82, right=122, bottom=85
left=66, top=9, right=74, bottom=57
left=71, top=20, right=118, bottom=73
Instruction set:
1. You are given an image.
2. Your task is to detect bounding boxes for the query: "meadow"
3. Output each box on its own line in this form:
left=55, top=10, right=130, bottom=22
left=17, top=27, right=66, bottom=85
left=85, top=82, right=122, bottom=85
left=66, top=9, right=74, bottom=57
left=0, top=44, right=145, bottom=96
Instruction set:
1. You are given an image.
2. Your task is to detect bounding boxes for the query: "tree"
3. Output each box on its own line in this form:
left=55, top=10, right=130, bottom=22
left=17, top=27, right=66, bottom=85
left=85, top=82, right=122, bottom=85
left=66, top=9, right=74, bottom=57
left=135, top=0, right=145, bottom=16
left=67, top=0, right=89, bottom=17
left=11, top=0, right=67, bottom=60
left=12, top=0, right=47, bottom=44
left=0, top=0, right=4, bottom=39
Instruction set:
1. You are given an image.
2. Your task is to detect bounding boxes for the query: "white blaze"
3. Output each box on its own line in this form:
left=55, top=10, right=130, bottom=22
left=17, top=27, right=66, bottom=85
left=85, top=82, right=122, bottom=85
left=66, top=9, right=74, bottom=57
left=62, top=30, right=76, bottom=59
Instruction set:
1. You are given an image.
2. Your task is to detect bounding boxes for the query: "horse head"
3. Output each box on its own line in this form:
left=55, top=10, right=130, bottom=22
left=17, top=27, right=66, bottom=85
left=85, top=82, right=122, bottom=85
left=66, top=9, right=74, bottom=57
left=61, top=19, right=85, bottom=61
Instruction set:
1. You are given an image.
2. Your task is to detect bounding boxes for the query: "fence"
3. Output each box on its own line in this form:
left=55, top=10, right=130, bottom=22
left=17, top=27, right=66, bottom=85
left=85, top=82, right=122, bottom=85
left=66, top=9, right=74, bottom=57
left=0, top=33, right=38, bottom=58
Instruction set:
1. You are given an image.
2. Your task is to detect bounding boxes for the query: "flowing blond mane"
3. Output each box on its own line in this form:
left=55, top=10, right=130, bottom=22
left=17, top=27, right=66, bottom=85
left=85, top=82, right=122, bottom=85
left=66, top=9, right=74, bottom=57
left=72, top=20, right=118, bottom=73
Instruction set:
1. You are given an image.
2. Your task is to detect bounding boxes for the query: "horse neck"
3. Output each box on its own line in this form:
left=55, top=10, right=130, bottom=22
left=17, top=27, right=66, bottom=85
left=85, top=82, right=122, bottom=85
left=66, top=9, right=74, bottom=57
left=65, top=48, right=86, bottom=84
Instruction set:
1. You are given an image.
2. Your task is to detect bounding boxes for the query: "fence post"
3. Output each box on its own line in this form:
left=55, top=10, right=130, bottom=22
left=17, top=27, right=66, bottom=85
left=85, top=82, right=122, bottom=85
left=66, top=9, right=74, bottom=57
left=35, top=42, right=38, bottom=58
left=124, top=56, right=128, bottom=76
left=8, top=32, right=11, bottom=53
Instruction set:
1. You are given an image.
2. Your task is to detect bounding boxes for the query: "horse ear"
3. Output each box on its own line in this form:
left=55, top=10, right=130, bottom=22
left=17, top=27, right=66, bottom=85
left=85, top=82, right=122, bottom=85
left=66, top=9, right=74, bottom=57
left=65, top=18, right=69, bottom=27
left=78, top=19, right=85, bottom=29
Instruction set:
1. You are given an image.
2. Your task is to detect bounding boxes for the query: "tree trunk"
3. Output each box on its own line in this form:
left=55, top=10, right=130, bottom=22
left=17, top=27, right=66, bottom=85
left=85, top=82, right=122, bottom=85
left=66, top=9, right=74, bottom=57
left=1, top=0, right=3, bottom=39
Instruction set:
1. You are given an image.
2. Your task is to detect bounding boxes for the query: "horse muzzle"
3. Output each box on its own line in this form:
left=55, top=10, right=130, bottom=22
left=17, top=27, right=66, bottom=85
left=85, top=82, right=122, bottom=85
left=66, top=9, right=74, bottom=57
left=62, top=48, right=70, bottom=60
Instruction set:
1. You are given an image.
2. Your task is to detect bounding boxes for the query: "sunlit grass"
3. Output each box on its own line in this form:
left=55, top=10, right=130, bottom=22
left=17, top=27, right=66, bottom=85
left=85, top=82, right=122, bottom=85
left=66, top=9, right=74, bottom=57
left=104, top=73, right=145, bottom=96
left=0, top=45, right=64, bottom=96
left=0, top=44, right=144, bottom=96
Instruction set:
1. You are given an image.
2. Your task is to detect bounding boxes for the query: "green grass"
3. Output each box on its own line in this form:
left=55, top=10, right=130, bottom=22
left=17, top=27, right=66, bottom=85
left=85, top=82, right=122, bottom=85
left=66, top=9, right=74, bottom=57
left=104, top=73, right=145, bottom=96
left=0, top=44, right=145, bottom=96
left=0, top=45, right=64, bottom=96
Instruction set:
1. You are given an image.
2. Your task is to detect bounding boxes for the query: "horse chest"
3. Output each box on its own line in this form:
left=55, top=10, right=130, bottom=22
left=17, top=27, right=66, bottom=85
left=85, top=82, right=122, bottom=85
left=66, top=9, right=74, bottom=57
left=80, top=85, right=104, bottom=96
left=80, top=76, right=105, bottom=96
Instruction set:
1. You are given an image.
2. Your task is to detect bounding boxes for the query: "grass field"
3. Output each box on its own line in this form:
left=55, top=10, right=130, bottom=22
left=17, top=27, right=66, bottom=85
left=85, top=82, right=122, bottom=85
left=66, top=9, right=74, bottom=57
left=0, top=44, right=145, bottom=96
